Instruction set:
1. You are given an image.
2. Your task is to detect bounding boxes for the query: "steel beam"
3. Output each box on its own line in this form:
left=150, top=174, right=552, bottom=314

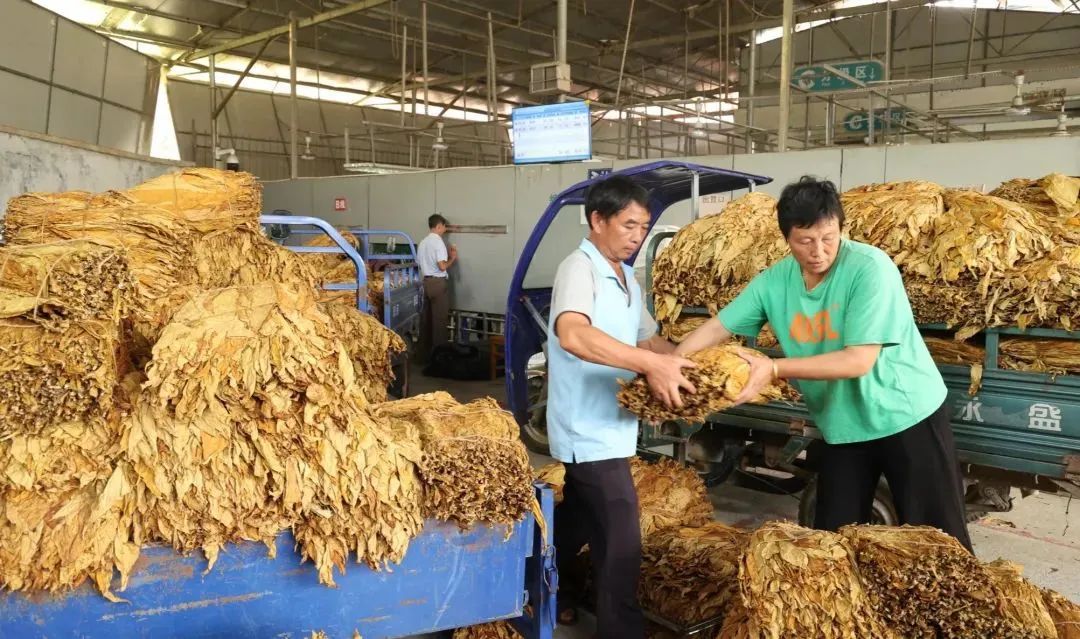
left=289, top=16, right=298, bottom=179
left=184, top=0, right=391, bottom=62
left=212, top=36, right=275, bottom=119
left=778, top=0, right=794, bottom=151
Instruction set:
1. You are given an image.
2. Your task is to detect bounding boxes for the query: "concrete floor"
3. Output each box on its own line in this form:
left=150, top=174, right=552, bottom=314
left=408, top=367, right=1080, bottom=638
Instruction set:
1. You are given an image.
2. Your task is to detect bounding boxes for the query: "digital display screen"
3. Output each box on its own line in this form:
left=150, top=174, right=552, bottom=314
left=511, top=101, right=592, bottom=164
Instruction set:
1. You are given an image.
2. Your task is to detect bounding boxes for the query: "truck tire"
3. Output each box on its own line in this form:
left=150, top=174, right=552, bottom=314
left=797, top=475, right=899, bottom=527
left=520, top=371, right=551, bottom=456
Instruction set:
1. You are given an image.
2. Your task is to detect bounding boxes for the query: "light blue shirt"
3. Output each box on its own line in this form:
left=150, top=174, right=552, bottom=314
left=417, top=232, right=448, bottom=278
left=547, top=238, right=643, bottom=463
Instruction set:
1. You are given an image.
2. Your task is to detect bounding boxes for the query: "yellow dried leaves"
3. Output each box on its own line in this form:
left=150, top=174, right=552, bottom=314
left=122, top=168, right=262, bottom=234
left=842, top=181, right=945, bottom=260
left=1042, top=586, right=1080, bottom=639
left=741, top=522, right=899, bottom=639
left=640, top=522, right=748, bottom=625
left=0, top=241, right=136, bottom=325
left=617, top=345, right=794, bottom=423
left=452, top=621, right=521, bottom=639
left=990, top=173, right=1080, bottom=221
left=843, top=525, right=1044, bottom=639
left=631, top=457, right=714, bottom=538
left=376, top=394, right=535, bottom=529
left=652, top=193, right=785, bottom=325
left=0, top=319, right=122, bottom=437
left=534, top=462, right=566, bottom=504
left=123, top=283, right=424, bottom=586
left=192, top=227, right=321, bottom=291
left=1000, top=338, right=1080, bottom=375
left=985, top=559, right=1058, bottom=639
left=321, top=301, right=406, bottom=403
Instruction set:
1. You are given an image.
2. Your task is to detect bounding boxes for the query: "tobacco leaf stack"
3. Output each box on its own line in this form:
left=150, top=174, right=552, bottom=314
left=631, top=456, right=714, bottom=538
left=320, top=301, right=406, bottom=403
left=985, top=559, right=1058, bottom=639
left=617, top=344, right=796, bottom=424
left=373, top=394, right=536, bottom=530
left=452, top=622, right=522, bottom=639
left=122, top=283, right=424, bottom=586
left=652, top=193, right=785, bottom=326
left=1041, top=586, right=1080, bottom=639
left=640, top=522, right=749, bottom=626
left=842, top=525, right=1047, bottom=639
left=740, top=522, right=900, bottom=639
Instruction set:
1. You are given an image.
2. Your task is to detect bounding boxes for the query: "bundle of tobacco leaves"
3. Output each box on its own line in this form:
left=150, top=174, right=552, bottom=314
left=1041, top=586, right=1080, bottom=639
left=741, top=522, right=899, bottom=639
left=923, top=336, right=985, bottom=395
left=191, top=227, right=321, bottom=291
left=631, top=456, right=714, bottom=538
left=989, top=173, right=1080, bottom=221
left=315, top=258, right=382, bottom=316
left=985, top=559, right=1058, bottom=639
left=0, top=240, right=135, bottom=326
left=1000, top=338, right=1080, bottom=375
left=617, top=345, right=795, bottom=424
left=2, top=203, right=197, bottom=323
left=123, top=283, right=424, bottom=587
left=534, top=462, right=566, bottom=504
left=640, top=522, right=749, bottom=625
left=452, top=622, right=521, bottom=639
left=301, top=227, right=361, bottom=273
left=714, top=598, right=752, bottom=639
left=842, top=181, right=945, bottom=259
left=842, top=525, right=1044, bottom=639
left=0, top=463, right=141, bottom=602
left=320, top=301, right=406, bottom=403
left=0, top=319, right=122, bottom=438
left=652, top=193, right=785, bottom=326
left=374, top=394, right=535, bottom=529
left=659, top=314, right=710, bottom=343
left=122, top=168, right=261, bottom=234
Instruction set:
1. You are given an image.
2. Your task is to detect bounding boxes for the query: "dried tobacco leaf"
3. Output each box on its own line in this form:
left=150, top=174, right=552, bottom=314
left=617, top=345, right=796, bottom=424
left=533, top=462, right=566, bottom=504
left=0, top=241, right=136, bottom=326
left=2, top=203, right=197, bottom=323
left=321, top=301, right=406, bottom=403
left=741, top=522, right=899, bottom=639
left=714, top=597, right=752, bottom=639
left=452, top=622, right=521, bottom=639
left=122, top=168, right=261, bottom=234
left=1000, top=338, right=1080, bottom=375
left=192, top=227, right=321, bottom=291
left=375, top=395, right=534, bottom=529
left=0, top=463, right=141, bottom=602
left=631, top=457, right=714, bottom=538
left=652, top=193, right=784, bottom=325
left=924, top=336, right=985, bottom=395
left=985, top=559, right=1057, bottom=639
left=640, top=522, right=748, bottom=625
left=1041, top=586, right=1080, bottom=639
left=990, top=173, right=1080, bottom=221
left=123, top=283, right=424, bottom=587
left=0, top=319, right=122, bottom=438
left=843, top=525, right=1043, bottom=639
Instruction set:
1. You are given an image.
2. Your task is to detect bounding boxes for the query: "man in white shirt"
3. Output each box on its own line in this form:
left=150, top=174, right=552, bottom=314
left=417, top=214, right=457, bottom=361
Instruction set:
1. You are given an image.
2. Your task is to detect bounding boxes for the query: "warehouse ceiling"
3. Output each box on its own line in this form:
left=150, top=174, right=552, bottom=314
left=32, top=0, right=885, bottom=120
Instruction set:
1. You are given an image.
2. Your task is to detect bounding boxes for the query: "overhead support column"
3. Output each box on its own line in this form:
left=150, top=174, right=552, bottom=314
left=825, top=96, right=835, bottom=146
left=288, top=15, right=298, bottom=179
left=777, top=0, right=794, bottom=152
left=746, top=29, right=756, bottom=153
left=884, top=6, right=893, bottom=142
left=401, top=25, right=408, bottom=128
left=422, top=1, right=429, bottom=114
left=209, top=54, right=218, bottom=165
left=557, top=0, right=568, bottom=103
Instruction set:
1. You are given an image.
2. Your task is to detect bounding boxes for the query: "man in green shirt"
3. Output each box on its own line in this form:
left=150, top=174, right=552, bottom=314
left=677, top=176, right=972, bottom=550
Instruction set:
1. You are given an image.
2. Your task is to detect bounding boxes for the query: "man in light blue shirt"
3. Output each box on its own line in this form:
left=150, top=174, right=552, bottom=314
left=417, top=214, right=457, bottom=361
left=548, top=176, right=695, bottom=639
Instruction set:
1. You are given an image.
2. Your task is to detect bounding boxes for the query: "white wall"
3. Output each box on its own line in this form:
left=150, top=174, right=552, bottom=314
left=0, top=125, right=188, bottom=213
left=263, top=136, right=1080, bottom=315
left=0, top=0, right=159, bottom=154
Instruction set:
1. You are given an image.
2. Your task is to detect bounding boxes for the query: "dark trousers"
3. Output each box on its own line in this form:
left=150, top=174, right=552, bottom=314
left=814, top=400, right=974, bottom=552
left=554, top=457, right=644, bottom=639
left=420, top=277, right=449, bottom=361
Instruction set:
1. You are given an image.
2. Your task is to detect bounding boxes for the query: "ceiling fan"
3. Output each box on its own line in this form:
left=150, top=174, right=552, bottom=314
left=930, top=72, right=1073, bottom=124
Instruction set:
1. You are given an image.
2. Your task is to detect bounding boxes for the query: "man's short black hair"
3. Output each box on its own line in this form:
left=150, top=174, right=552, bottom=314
left=428, top=213, right=448, bottom=229
left=584, top=175, right=649, bottom=229
left=776, top=176, right=844, bottom=238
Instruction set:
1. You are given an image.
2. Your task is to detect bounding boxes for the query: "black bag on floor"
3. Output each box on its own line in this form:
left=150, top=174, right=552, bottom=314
left=422, top=343, right=490, bottom=381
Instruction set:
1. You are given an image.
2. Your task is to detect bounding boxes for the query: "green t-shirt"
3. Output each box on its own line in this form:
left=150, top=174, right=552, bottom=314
left=718, top=239, right=947, bottom=444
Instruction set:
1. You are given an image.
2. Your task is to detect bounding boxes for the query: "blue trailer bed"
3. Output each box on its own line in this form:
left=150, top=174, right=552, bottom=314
left=0, top=486, right=556, bottom=639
